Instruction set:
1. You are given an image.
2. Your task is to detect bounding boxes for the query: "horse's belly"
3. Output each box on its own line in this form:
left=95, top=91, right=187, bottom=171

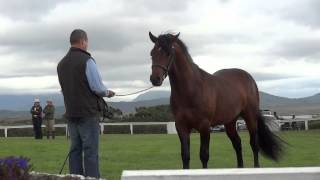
left=210, top=105, right=241, bottom=126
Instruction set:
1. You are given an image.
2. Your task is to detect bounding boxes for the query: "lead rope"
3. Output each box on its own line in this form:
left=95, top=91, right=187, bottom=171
left=59, top=87, right=155, bottom=174
left=59, top=151, right=70, bottom=174
left=115, top=86, right=154, bottom=97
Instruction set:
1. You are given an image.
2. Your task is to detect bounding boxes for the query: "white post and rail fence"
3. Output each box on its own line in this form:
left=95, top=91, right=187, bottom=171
left=0, top=122, right=177, bottom=138
left=121, top=167, right=320, bottom=180
left=0, top=118, right=319, bottom=138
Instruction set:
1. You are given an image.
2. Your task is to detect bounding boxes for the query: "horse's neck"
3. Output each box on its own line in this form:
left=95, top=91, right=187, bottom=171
left=168, top=52, right=200, bottom=97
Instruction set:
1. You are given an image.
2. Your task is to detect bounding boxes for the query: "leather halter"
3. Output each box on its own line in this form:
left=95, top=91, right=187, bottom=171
left=151, top=46, right=176, bottom=81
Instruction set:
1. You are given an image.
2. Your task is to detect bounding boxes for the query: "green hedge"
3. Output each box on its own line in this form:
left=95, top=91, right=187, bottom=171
left=8, top=127, right=34, bottom=137
left=309, top=120, right=320, bottom=129
left=133, top=125, right=167, bottom=134
left=6, top=126, right=67, bottom=137
left=0, top=129, right=4, bottom=137
left=103, top=124, right=168, bottom=134
left=104, top=125, right=131, bottom=134
left=51, top=127, right=67, bottom=136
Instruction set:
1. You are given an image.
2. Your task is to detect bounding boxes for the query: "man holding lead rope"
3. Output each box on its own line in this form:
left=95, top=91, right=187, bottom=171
left=57, top=29, right=115, bottom=178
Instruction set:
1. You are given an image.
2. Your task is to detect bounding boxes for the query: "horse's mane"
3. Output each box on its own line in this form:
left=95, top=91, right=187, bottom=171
left=157, top=33, right=194, bottom=63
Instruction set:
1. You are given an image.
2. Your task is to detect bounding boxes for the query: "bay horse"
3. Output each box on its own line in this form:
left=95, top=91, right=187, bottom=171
left=148, top=32, right=283, bottom=169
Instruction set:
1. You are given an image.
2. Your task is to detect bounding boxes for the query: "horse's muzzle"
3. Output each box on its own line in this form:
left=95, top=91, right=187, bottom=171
left=150, top=75, right=163, bottom=86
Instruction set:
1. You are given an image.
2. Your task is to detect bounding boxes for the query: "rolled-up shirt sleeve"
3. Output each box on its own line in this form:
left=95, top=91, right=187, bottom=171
left=85, top=58, right=108, bottom=97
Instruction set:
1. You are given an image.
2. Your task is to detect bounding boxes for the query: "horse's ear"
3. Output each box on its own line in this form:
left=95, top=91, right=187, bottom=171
left=174, top=32, right=180, bottom=39
left=149, top=31, right=157, bottom=43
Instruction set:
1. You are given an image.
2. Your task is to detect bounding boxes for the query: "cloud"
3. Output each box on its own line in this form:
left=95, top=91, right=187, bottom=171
left=0, top=0, right=319, bottom=99
left=0, top=75, right=59, bottom=94
left=252, top=72, right=298, bottom=81
left=124, top=0, right=191, bottom=14
left=239, top=0, right=320, bottom=28
left=276, top=0, right=320, bottom=28
left=268, top=37, right=320, bottom=60
left=258, top=77, right=320, bottom=98
left=0, top=0, right=69, bottom=21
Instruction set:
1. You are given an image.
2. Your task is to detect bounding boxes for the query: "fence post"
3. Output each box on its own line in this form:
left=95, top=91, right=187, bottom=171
left=130, top=124, right=133, bottom=135
left=5, top=128, right=7, bottom=138
left=305, top=120, right=309, bottom=130
left=65, top=125, right=68, bottom=138
left=100, top=123, right=104, bottom=135
left=166, top=122, right=177, bottom=134
left=236, top=121, right=238, bottom=131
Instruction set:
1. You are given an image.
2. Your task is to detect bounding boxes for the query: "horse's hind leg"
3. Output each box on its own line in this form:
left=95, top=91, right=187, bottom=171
left=176, top=125, right=191, bottom=169
left=199, top=122, right=211, bottom=168
left=225, top=121, right=243, bottom=168
left=242, top=110, right=260, bottom=167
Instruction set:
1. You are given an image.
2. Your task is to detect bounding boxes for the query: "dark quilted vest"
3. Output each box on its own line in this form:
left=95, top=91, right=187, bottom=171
left=57, top=47, right=102, bottom=118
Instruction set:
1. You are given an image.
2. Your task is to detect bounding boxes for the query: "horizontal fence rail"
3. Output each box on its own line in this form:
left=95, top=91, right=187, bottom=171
left=236, top=118, right=319, bottom=131
left=121, top=167, right=320, bottom=180
left=0, top=117, right=319, bottom=138
left=0, top=122, right=177, bottom=138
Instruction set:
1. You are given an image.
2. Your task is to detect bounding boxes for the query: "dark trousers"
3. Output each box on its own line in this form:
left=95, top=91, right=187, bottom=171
left=32, top=118, right=43, bottom=139
left=68, top=116, right=100, bottom=178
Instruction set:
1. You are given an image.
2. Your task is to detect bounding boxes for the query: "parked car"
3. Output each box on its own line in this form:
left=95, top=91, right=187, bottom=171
left=236, top=110, right=280, bottom=131
left=261, top=109, right=276, bottom=120
left=210, top=125, right=225, bottom=132
left=260, top=109, right=280, bottom=131
left=237, top=121, right=247, bottom=130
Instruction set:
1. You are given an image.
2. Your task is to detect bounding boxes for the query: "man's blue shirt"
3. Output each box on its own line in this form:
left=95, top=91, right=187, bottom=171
left=85, top=58, right=108, bottom=97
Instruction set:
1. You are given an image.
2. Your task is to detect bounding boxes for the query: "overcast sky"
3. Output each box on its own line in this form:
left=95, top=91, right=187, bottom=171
left=0, top=0, right=320, bottom=101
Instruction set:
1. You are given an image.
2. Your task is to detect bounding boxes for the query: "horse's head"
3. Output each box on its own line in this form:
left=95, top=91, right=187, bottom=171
left=149, top=32, right=180, bottom=86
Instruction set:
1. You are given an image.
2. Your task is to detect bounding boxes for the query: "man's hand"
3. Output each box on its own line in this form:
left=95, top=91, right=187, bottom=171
left=107, top=90, right=115, bottom=98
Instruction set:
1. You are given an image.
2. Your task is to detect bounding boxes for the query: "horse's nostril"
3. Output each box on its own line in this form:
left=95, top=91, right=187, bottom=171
left=150, top=75, right=154, bottom=82
left=150, top=75, right=162, bottom=86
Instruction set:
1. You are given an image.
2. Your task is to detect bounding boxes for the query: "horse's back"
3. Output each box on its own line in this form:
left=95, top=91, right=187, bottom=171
left=213, top=68, right=259, bottom=105
left=213, top=68, right=257, bottom=91
left=213, top=68, right=252, bottom=80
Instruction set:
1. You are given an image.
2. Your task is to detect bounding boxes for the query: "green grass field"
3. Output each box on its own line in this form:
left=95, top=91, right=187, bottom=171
left=1, top=130, right=320, bottom=180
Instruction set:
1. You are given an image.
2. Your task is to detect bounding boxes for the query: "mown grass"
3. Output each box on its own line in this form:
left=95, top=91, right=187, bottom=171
left=0, top=130, right=320, bottom=180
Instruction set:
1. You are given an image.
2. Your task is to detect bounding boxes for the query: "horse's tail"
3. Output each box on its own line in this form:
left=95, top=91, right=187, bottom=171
left=257, top=113, right=284, bottom=161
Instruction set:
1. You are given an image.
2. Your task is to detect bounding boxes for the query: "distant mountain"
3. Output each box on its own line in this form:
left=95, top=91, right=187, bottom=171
left=0, top=106, right=67, bottom=121
left=259, top=92, right=320, bottom=115
left=129, top=90, right=320, bottom=115
left=134, top=90, right=309, bottom=106
left=110, top=98, right=169, bottom=114
left=0, top=94, right=64, bottom=121
left=259, top=91, right=320, bottom=106
left=0, top=94, right=64, bottom=111
left=0, top=110, right=29, bottom=119
left=1, top=91, right=320, bottom=121
left=134, top=91, right=170, bottom=101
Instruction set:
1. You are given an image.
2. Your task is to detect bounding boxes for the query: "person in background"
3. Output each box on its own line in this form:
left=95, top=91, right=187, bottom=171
left=57, top=29, right=115, bottom=178
left=43, top=99, right=55, bottom=139
left=30, top=98, right=43, bottom=139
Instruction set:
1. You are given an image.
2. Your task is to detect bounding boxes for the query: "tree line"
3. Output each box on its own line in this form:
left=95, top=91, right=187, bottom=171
left=107, top=105, right=174, bottom=122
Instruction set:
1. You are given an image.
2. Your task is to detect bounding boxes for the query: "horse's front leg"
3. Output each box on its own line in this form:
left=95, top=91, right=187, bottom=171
left=176, top=124, right=191, bottom=169
left=199, top=121, right=211, bottom=168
